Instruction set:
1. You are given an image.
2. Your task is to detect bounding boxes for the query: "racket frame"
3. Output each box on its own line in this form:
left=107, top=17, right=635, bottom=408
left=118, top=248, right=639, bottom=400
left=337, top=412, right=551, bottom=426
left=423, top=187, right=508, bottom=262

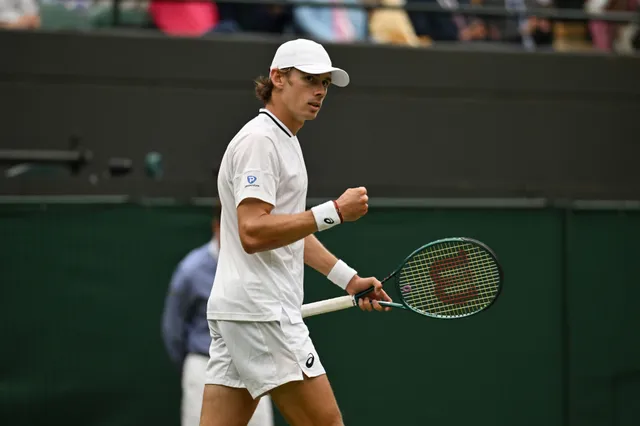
left=353, top=237, right=504, bottom=319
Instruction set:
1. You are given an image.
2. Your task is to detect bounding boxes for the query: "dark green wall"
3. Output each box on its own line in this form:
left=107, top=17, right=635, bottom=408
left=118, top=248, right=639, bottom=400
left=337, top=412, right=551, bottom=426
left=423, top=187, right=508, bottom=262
left=566, top=210, right=640, bottom=426
left=2, top=31, right=639, bottom=201
left=1, top=205, right=637, bottom=426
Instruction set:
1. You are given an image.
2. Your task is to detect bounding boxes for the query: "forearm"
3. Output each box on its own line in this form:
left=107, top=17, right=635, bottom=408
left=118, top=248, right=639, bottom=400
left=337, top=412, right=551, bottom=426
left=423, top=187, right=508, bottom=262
left=303, top=234, right=339, bottom=276
left=241, top=209, right=318, bottom=254
left=304, top=234, right=359, bottom=291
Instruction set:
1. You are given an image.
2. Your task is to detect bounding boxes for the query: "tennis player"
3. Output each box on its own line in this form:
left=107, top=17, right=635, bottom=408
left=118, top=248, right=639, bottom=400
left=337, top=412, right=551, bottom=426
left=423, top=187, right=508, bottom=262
left=201, top=38, right=392, bottom=426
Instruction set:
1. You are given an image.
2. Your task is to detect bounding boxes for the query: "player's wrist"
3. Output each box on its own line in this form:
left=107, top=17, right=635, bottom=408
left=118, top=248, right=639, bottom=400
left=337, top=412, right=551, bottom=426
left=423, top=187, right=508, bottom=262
left=344, top=274, right=360, bottom=295
left=327, top=259, right=357, bottom=291
left=311, top=200, right=342, bottom=231
left=332, top=200, right=344, bottom=223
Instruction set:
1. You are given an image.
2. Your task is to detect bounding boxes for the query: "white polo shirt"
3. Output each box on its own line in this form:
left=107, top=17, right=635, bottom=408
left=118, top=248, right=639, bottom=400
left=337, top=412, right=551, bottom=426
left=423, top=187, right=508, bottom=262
left=207, top=109, right=309, bottom=324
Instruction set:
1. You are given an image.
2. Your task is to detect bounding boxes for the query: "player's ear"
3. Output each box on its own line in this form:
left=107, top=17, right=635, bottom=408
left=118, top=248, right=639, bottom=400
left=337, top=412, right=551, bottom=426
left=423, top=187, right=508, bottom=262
left=271, top=69, right=285, bottom=89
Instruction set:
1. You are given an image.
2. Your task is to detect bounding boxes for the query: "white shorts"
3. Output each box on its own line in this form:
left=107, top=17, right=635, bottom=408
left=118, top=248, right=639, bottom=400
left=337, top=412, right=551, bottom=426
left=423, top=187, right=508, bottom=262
left=204, top=310, right=326, bottom=399
left=182, top=354, right=274, bottom=426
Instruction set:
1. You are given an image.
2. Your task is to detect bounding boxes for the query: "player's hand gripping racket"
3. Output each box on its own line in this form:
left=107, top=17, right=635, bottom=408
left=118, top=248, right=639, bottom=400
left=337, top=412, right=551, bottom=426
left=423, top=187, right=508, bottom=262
left=301, top=237, right=503, bottom=319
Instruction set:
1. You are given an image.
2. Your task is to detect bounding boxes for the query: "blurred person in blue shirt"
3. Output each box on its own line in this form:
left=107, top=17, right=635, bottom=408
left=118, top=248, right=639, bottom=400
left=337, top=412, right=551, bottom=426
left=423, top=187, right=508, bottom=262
left=161, top=206, right=274, bottom=426
left=293, top=0, right=368, bottom=42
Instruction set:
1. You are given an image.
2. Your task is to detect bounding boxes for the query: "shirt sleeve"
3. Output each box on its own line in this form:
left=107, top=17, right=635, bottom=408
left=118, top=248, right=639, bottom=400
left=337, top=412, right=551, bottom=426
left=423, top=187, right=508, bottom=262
left=231, top=133, right=280, bottom=208
left=161, top=265, right=192, bottom=368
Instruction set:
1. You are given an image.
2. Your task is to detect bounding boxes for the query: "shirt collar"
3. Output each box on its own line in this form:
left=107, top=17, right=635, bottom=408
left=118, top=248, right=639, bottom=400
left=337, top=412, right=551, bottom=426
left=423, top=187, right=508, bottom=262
left=259, top=108, right=293, bottom=138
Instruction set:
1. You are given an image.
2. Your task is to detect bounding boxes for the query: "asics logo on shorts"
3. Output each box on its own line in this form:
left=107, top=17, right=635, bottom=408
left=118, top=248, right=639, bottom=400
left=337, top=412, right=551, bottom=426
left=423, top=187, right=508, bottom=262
left=306, top=353, right=315, bottom=368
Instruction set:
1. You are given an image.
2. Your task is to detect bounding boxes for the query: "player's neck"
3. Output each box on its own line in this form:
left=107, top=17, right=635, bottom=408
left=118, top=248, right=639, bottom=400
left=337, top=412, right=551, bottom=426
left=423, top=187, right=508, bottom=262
left=265, top=103, right=303, bottom=136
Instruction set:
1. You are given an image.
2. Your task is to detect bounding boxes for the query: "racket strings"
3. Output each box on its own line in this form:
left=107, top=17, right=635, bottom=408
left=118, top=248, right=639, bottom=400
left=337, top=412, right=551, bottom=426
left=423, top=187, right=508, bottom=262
left=405, top=250, right=498, bottom=316
left=403, top=250, right=497, bottom=305
left=398, top=241, right=500, bottom=318
left=401, top=262, right=496, bottom=317
left=405, top=247, right=499, bottom=316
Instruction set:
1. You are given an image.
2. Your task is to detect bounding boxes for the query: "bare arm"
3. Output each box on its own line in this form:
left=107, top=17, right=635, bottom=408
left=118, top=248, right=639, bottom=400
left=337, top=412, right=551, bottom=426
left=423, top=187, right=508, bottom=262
left=303, top=234, right=339, bottom=276
left=237, top=187, right=369, bottom=255
left=238, top=192, right=393, bottom=310
left=237, top=198, right=318, bottom=254
left=304, top=233, right=393, bottom=311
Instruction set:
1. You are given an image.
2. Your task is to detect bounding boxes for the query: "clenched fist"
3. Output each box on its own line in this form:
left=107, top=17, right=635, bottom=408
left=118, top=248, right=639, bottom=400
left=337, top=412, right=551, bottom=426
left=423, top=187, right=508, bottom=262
left=335, top=187, right=368, bottom=222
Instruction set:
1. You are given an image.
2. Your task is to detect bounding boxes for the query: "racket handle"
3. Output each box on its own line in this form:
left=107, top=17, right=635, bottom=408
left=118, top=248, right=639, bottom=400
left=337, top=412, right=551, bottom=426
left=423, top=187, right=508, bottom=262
left=301, top=296, right=406, bottom=318
left=301, top=295, right=356, bottom=318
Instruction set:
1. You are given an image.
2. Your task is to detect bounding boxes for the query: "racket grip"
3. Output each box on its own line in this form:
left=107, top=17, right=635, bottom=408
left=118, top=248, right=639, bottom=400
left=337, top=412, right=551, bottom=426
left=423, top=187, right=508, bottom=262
left=301, top=295, right=357, bottom=318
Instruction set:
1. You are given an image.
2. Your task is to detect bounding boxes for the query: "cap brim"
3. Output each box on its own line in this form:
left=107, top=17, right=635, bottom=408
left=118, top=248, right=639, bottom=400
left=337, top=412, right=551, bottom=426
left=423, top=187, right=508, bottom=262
left=294, top=64, right=350, bottom=87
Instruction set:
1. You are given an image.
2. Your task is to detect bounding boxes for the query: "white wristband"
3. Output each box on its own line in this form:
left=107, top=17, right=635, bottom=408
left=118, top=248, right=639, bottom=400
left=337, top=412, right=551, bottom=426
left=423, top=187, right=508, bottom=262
left=311, top=200, right=342, bottom=232
left=327, top=260, right=357, bottom=290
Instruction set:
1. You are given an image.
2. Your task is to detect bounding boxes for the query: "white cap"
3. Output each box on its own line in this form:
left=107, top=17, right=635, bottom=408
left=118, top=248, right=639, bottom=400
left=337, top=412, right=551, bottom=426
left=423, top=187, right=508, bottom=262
left=269, top=39, right=350, bottom=88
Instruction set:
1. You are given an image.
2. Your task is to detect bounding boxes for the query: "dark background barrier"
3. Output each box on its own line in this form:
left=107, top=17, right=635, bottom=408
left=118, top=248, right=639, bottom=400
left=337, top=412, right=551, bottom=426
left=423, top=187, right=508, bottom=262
left=1, top=203, right=639, bottom=426
left=1, top=31, right=639, bottom=200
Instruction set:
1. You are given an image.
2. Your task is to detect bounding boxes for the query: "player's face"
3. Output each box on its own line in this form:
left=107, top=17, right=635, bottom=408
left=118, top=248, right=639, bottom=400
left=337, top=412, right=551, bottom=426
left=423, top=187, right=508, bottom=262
left=282, top=69, right=332, bottom=122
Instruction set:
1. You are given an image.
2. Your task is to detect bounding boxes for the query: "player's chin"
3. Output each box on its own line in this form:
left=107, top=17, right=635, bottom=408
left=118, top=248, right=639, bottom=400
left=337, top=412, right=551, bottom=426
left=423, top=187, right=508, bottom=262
left=302, top=105, right=321, bottom=119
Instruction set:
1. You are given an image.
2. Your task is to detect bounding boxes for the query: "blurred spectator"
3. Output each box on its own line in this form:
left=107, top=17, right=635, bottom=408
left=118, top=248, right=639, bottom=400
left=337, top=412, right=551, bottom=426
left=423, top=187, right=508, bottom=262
left=292, top=0, right=368, bottom=42
left=614, top=2, right=639, bottom=52
left=406, top=0, right=462, bottom=41
left=522, top=0, right=555, bottom=48
left=368, top=0, right=425, bottom=45
left=0, top=0, right=40, bottom=29
left=586, top=0, right=638, bottom=51
left=210, top=2, right=292, bottom=34
left=405, top=0, right=493, bottom=43
left=469, top=0, right=555, bottom=48
left=477, top=0, right=529, bottom=44
left=525, top=8, right=555, bottom=47
left=149, top=0, right=219, bottom=36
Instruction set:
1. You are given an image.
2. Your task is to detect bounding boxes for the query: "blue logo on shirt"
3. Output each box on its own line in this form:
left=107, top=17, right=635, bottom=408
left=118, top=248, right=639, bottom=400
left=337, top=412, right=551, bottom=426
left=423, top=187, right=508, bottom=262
left=247, top=175, right=257, bottom=184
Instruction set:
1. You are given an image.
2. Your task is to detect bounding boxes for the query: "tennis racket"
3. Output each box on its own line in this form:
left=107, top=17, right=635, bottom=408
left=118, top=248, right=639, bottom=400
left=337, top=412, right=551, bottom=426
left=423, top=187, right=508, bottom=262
left=301, top=237, right=503, bottom=319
